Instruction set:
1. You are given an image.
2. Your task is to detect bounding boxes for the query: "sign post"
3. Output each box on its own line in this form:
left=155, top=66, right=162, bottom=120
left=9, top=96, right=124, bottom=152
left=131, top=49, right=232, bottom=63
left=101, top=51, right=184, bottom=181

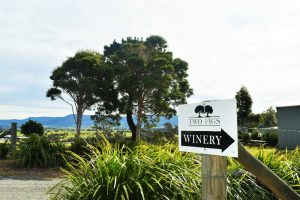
left=202, top=155, right=227, bottom=200
left=178, top=99, right=238, bottom=200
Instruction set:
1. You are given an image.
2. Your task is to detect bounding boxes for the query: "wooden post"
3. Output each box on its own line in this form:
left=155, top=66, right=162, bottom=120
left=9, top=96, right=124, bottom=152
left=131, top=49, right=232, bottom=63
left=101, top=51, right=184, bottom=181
left=10, top=123, right=17, bottom=151
left=236, top=142, right=300, bottom=200
left=202, top=154, right=227, bottom=200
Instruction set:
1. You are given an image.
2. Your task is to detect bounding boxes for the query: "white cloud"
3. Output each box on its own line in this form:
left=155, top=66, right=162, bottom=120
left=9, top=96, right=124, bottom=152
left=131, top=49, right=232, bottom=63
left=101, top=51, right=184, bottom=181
left=1, top=0, right=300, bottom=118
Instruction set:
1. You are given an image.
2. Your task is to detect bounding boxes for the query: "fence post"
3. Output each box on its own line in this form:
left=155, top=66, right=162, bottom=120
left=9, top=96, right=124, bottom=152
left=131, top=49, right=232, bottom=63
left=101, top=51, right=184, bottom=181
left=11, top=123, right=17, bottom=151
left=202, top=154, right=227, bottom=200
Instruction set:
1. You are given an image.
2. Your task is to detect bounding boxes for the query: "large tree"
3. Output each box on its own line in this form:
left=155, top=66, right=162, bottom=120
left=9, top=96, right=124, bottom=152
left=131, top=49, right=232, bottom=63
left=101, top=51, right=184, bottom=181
left=47, top=50, right=113, bottom=139
left=103, top=36, right=193, bottom=141
left=235, top=86, right=253, bottom=126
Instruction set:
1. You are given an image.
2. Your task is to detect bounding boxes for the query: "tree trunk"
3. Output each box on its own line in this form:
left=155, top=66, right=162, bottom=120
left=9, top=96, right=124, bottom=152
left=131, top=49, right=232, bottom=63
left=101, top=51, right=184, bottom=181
left=136, top=99, right=143, bottom=141
left=75, top=109, right=83, bottom=140
left=127, top=112, right=137, bottom=141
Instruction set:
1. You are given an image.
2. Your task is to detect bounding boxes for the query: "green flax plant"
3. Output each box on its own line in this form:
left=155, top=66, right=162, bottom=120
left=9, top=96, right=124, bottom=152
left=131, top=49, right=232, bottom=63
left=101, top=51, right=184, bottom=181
left=50, top=137, right=201, bottom=200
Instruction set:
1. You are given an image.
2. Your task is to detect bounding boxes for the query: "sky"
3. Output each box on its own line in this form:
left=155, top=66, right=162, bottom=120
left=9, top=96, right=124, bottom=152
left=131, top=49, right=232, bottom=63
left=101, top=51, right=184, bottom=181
left=1, top=0, right=300, bottom=119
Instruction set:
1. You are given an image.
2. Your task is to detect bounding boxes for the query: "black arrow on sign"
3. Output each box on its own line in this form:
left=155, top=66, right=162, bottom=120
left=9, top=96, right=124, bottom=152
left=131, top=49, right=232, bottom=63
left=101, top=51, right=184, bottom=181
left=181, top=129, right=234, bottom=152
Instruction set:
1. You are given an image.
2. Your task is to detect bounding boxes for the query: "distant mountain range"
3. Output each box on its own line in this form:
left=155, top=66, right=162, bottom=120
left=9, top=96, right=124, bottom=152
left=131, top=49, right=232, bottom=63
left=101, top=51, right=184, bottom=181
left=0, top=114, right=178, bottom=129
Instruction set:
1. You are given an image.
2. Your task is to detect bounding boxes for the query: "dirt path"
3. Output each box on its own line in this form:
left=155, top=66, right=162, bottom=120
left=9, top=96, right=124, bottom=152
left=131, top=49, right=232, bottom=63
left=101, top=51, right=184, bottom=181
left=0, top=160, right=63, bottom=200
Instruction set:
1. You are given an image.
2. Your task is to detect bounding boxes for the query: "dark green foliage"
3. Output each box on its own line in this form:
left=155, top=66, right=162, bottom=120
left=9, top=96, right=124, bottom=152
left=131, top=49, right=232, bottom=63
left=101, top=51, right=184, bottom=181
left=16, top=134, right=66, bottom=167
left=102, top=35, right=193, bottom=141
left=69, top=138, right=89, bottom=156
left=250, top=129, right=261, bottom=140
left=0, top=142, right=9, bottom=159
left=142, top=130, right=169, bottom=144
left=262, top=130, right=278, bottom=146
left=20, top=120, right=44, bottom=136
left=228, top=167, right=277, bottom=200
left=236, top=86, right=253, bottom=126
left=248, top=113, right=261, bottom=128
left=91, top=112, right=120, bottom=135
left=261, top=107, right=277, bottom=127
left=0, top=129, right=10, bottom=138
left=238, top=131, right=244, bottom=139
left=243, top=133, right=251, bottom=144
left=142, top=124, right=177, bottom=144
left=47, top=50, right=115, bottom=139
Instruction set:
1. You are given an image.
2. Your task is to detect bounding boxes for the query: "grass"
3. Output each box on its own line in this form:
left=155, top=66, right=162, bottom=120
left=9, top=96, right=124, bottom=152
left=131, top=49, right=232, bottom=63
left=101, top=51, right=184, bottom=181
left=43, top=129, right=132, bottom=143
left=50, top=138, right=202, bottom=200
left=48, top=133, right=300, bottom=200
left=7, top=129, right=298, bottom=199
left=15, top=134, right=66, bottom=168
left=249, top=146, right=300, bottom=193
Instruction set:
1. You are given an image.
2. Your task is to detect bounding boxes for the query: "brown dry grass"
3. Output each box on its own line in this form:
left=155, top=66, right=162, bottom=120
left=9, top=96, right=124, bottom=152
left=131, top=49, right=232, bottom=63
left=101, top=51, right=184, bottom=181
left=0, top=159, right=62, bottom=178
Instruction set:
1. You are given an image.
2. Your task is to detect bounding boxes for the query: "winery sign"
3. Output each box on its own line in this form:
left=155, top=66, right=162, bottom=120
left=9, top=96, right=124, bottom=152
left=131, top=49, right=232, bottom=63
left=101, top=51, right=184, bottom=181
left=178, top=99, right=238, bottom=157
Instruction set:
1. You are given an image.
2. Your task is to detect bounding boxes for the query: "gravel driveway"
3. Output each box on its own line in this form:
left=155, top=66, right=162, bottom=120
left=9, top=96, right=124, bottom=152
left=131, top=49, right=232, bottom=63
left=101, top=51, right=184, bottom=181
left=0, top=160, right=63, bottom=200
left=0, top=176, right=61, bottom=200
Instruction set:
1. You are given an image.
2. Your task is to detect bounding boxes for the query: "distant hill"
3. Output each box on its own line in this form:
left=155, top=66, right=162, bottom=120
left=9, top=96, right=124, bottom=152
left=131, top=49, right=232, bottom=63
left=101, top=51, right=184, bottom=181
left=0, top=114, right=178, bottom=129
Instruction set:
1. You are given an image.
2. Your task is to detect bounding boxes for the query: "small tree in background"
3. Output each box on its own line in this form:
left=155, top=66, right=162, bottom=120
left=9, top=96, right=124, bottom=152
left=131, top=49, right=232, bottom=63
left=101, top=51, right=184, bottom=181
left=236, top=86, right=253, bottom=126
left=21, top=120, right=44, bottom=136
left=247, top=113, right=261, bottom=128
left=261, top=107, right=277, bottom=127
left=91, top=111, right=120, bottom=136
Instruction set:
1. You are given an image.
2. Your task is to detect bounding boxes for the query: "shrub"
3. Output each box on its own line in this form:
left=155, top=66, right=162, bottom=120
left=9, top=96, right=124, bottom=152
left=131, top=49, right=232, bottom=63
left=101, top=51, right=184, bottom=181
left=227, top=146, right=300, bottom=199
left=256, top=147, right=300, bottom=193
left=238, top=131, right=244, bottom=139
left=50, top=139, right=201, bottom=200
left=262, top=130, right=278, bottom=146
left=243, top=133, right=251, bottom=144
left=250, top=129, right=261, bottom=140
left=16, top=134, right=66, bottom=167
left=69, top=138, right=88, bottom=156
left=21, top=120, right=44, bottom=136
left=0, top=142, right=9, bottom=159
left=51, top=140, right=300, bottom=200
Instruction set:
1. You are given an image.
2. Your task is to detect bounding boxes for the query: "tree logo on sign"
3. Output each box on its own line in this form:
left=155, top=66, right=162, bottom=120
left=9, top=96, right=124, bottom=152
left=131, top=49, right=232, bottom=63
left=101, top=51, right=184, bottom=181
left=195, top=105, right=213, bottom=117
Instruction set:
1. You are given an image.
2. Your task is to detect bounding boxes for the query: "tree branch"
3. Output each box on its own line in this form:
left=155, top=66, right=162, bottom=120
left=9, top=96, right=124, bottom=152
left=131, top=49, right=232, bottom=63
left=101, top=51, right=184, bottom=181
left=57, top=95, right=77, bottom=125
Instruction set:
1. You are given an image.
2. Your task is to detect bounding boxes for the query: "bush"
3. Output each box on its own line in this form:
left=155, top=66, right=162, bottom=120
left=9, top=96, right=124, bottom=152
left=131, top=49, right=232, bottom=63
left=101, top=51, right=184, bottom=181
left=227, top=146, right=300, bottom=199
left=21, top=120, right=44, bottom=136
left=16, top=134, right=66, bottom=167
left=50, top=139, right=300, bottom=200
left=50, top=139, right=201, bottom=200
left=243, top=133, right=251, bottom=144
left=262, top=130, right=278, bottom=146
left=0, top=142, right=9, bottom=159
left=238, top=131, right=244, bottom=139
left=250, top=129, right=261, bottom=140
left=69, top=138, right=88, bottom=156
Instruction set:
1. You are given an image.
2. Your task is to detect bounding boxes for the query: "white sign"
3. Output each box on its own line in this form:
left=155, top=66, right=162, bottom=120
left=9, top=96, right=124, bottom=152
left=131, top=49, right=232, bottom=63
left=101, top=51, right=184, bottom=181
left=178, top=99, right=238, bottom=157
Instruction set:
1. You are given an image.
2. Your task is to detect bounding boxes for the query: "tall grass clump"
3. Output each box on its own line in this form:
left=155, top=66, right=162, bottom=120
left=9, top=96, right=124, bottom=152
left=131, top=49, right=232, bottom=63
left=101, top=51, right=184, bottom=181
left=50, top=139, right=201, bottom=200
left=0, top=141, right=10, bottom=159
left=227, top=146, right=300, bottom=199
left=227, top=159, right=277, bottom=200
left=256, top=147, right=300, bottom=194
left=16, top=134, right=66, bottom=167
left=51, top=138, right=300, bottom=200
